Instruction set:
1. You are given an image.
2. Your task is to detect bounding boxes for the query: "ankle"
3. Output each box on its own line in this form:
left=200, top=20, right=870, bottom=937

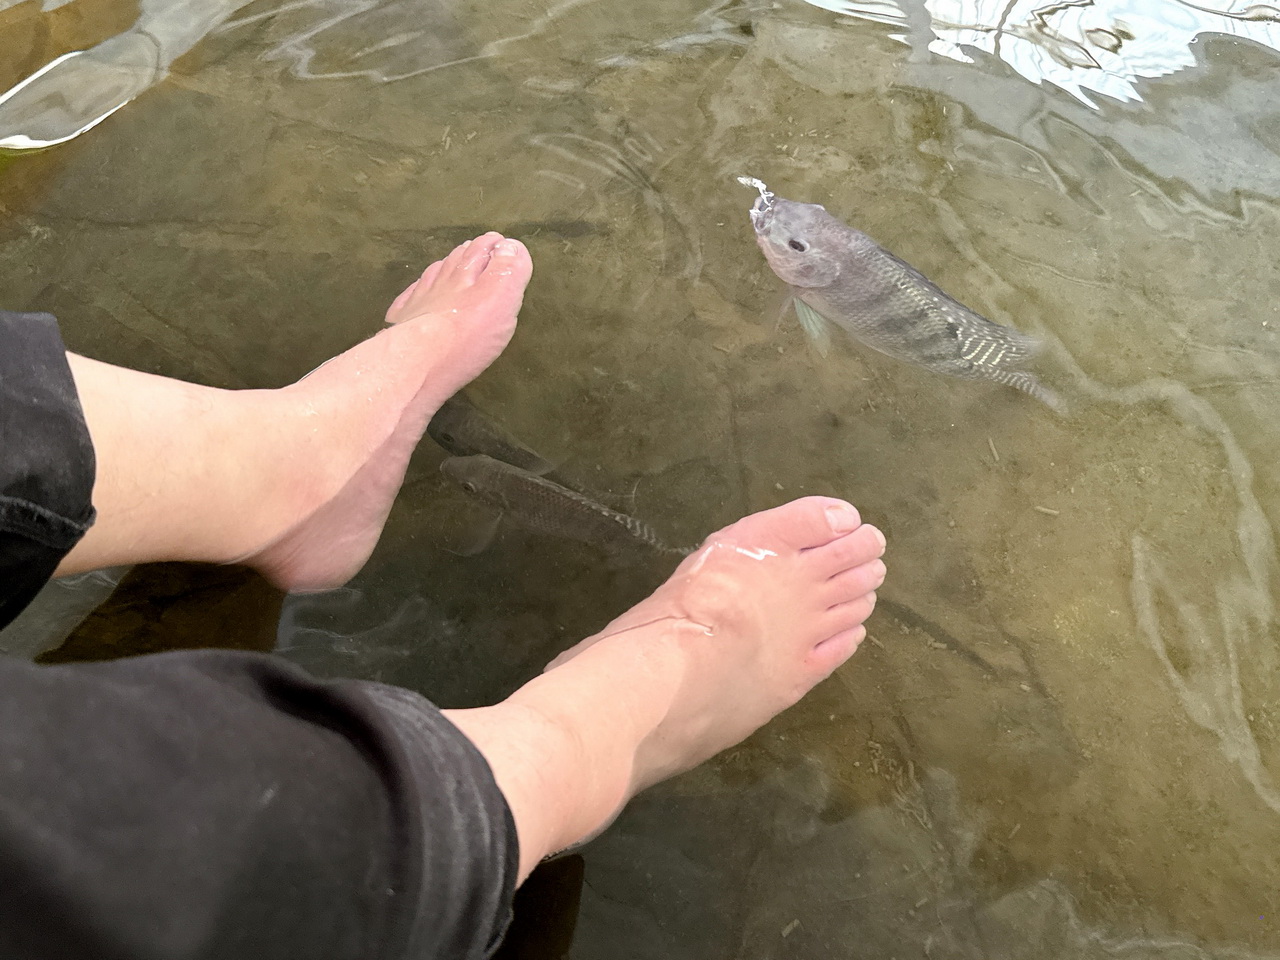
left=524, top=627, right=690, bottom=798
left=213, top=388, right=337, bottom=562
left=503, top=688, right=637, bottom=846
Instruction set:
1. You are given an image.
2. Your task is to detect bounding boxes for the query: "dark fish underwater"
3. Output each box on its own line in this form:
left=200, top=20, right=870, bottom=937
left=428, top=391, right=556, bottom=474
left=441, top=454, right=692, bottom=558
left=739, top=177, right=1064, bottom=413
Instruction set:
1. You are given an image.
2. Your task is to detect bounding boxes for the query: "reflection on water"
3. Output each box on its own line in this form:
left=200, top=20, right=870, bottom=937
left=0, top=566, right=128, bottom=659
left=4, top=0, right=1280, bottom=956
left=0, top=0, right=470, bottom=147
left=803, top=0, right=1280, bottom=105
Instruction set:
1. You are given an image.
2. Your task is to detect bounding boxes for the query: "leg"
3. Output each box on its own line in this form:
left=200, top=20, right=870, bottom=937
left=445, top=497, right=886, bottom=879
left=56, top=233, right=532, bottom=591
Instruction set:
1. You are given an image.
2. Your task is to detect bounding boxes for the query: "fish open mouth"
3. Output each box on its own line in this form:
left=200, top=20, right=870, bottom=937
left=748, top=194, right=773, bottom=233
left=737, top=175, right=774, bottom=233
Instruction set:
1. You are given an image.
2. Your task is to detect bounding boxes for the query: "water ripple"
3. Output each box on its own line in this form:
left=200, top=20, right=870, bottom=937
left=807, top=0, right=1280, bottom=106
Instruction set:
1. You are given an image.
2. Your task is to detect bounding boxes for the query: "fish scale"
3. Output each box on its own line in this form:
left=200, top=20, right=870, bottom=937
left=441, top=454, right=692, bottom=558
left=740, top=177, right=1063, bottom=413
left=427, top=391, right=555, bottom=474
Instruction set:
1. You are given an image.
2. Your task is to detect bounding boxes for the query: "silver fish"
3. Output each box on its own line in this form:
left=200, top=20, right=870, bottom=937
left=441, top=454, right=691, bottom=557
left=739, top=176, right=1064, bottom=413
left=428, top=392, right=555, bottom=474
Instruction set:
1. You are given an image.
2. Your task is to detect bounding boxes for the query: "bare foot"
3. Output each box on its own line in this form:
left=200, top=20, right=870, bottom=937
left=245, top=233, right=531, bottom=589
left=59, top=234, right=532, bottom=590
left=444, top=497, right=886, bottom=878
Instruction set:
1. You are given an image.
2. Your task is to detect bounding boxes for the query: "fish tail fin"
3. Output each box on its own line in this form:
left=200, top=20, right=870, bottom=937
left=793, top=297, right=832, bottom=358
left=993, top=370, right=1068, bottom=416
left=1008, top=326, right=1045, bottom=359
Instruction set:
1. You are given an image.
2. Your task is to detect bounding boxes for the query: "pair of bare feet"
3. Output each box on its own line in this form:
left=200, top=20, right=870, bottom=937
left=56, top=232, right=886, bottom=881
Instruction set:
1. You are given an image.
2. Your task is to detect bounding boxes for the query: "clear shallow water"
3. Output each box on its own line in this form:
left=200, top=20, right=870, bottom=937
left=2, top=0, right=1280, bottom=956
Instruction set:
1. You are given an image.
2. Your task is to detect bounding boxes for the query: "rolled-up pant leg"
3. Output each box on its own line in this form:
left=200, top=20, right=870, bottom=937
left=0, top=313, right=519, bottom=958
left=0, top=310, right=96, bottom=630
left=0, top=652, right=519, bottom=959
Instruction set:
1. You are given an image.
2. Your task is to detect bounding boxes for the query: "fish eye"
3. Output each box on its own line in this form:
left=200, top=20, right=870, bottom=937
left=788, top=238, right=808, bottom=252
left=440, top=432, right=455, bottom=444
left=462, top=481, right=477, bottom=494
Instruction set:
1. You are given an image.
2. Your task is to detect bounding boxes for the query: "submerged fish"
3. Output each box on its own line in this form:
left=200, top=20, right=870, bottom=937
left=441, top=454, right=691, bottom=557
left=738, top=176, right=1064, bottom=413
left=428, top=392, right=555, bottom=474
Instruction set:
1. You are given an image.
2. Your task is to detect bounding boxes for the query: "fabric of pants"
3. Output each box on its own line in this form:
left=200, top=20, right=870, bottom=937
left=0, top=310, right=96, bottom=627
left=0, top=310, right=518, bottom=959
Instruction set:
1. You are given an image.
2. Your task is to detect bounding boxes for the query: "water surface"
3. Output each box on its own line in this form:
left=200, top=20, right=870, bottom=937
left=2, top=0, right=1280, bottom=956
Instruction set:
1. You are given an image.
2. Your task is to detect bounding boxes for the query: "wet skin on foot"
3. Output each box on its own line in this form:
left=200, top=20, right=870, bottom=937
left=445, top=496, right=886, bottom=879
left=56, top=233, right=533, bottom=587
left=246, top=233, right=533, bottom=591
left=547, top=496, right=886, bottom=787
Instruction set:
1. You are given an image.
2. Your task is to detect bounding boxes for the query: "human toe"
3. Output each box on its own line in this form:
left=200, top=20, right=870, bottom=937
left=473, top=238, right=532, bottom=289
left=721, top=497, right=863, bottom=556
left=433, top=233, right=499, bottom=282
left=453, top=232, right=506, bottom=282
left=825, top=591, right=877, bottom=631
left=806, top=625, right=866, bottom=677
left=806, top=523, right=885, bottom=580
left=820, top=558, right=885, bottom=608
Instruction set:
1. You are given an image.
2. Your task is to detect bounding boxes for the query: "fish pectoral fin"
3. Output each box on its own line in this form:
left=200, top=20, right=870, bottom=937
left=446, top=511, right=503, bottom=557
left=793, top=297, right=833, bottom=358
left=528, top=455, right=558, bottom=477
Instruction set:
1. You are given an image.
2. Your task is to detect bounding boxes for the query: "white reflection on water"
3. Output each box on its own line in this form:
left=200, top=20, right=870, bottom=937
left=0, top=0, right=764, bottom=149
left=803, top=0, right=1280, bottom=105
left=0, top=0, right=249, bottom=149
left=0, top=0, right=471, bottom=149
left=11, top=0, right=1278, bottom=151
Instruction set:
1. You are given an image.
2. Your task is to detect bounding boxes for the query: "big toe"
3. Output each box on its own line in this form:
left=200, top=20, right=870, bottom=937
left=450, top=231, right=506, bottom=284
left=474, top=237, right=533, bottom=292
left=715, top=496, right=863, bottom=556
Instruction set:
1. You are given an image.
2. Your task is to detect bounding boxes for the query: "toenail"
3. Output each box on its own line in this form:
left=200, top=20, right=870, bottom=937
left=495, top=239, right=519, bottom=255
left=872, top=526, right=886, bottom=549
left=826, top=504, right=860, bottom=533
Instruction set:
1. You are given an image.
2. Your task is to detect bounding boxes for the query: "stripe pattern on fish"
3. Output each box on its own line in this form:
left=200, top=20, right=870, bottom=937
left=441, top=454, right=692, bottom=558
left=739, top=176, right=1064, bottom=413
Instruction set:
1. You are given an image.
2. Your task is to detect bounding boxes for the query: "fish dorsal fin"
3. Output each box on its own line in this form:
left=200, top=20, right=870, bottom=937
left=557, top=481, right=675, bottom=553
left=793, top=297, right=833, bottom=358
left=619, top=511, right=662, bottom=545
